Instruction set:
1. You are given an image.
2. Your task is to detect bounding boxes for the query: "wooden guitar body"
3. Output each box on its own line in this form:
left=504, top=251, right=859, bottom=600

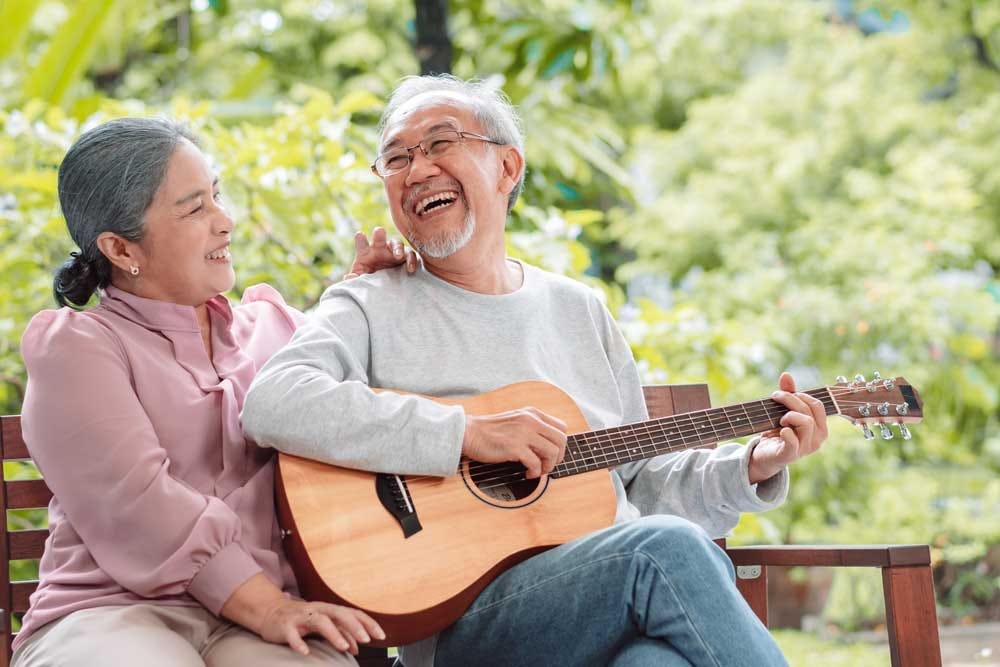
left=275, top=381, right=618, bottom=646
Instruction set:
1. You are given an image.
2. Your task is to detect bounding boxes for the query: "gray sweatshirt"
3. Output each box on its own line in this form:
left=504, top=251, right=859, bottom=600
left=242, top=261, right=788, bottom=665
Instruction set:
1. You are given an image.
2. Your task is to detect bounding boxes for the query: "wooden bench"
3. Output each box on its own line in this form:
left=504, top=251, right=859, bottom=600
left=1, top=385, right=941, bottom=666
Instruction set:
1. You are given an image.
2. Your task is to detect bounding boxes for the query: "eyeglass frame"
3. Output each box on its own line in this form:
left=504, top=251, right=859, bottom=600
left=370, top=130, right=505, bottom=178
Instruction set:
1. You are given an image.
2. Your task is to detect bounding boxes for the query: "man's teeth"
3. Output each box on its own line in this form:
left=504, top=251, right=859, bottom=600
left=416, top=191, right=458, bottom=216
left=206, top=248, right=230, bottom=260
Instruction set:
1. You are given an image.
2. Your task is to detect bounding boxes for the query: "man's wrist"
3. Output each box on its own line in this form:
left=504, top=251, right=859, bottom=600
left=747, top=441, right=781, bottom=484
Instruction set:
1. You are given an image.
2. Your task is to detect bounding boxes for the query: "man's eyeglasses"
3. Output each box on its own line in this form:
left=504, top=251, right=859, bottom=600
left=371, top=130, right=504, bottom=178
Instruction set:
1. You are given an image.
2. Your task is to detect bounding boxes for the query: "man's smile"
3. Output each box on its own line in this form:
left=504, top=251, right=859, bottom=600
left=414, top=191, right=459, bottom=217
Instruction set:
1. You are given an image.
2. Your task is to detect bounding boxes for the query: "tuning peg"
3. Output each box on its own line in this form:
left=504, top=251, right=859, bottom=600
left=898, top=423, right=912, bottom=440
left=872, top=371, right=881, bottom=381
left=859, top=403, right=871, bottom=417
left=895, top=403, right=908, bottom=415
left=879, top=424, right=893, bottom=439
left=854, top=374, right=866, bottom=384
left=861, top=424, right=875, bottom=440
left=835, top=376, right=848, bottom=384
left=866, top=380, right=878, bottom=392
left=877, top=402, right=890, bottom=416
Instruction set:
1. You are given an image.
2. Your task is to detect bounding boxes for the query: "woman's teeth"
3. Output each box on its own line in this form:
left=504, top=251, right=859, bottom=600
left=206, top=248, right=230, bottom=260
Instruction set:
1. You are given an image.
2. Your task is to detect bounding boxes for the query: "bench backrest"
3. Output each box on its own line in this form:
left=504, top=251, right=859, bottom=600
left=0, top=384, right=711, bottom=665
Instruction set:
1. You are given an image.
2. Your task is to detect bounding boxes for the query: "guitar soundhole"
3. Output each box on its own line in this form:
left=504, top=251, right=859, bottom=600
left=466, top=462, right=542, bottom=504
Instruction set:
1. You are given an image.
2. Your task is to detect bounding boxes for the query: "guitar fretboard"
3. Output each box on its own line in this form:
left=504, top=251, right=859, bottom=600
left=550, top=387, right=837, bottom=478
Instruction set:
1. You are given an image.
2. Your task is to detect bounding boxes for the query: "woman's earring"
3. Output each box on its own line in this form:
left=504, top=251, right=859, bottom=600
left=130, top=265, right=140, bottom=276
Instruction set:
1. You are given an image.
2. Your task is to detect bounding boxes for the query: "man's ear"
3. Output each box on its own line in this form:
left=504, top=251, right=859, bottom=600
left=497, top=145, right=524, bottom=197
left=95, top=232, right=143, bottom=274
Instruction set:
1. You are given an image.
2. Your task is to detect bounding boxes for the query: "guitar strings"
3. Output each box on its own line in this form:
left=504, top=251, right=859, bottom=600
left=406, top=390, right=901, bottom=489
left=401, top=386, right=911, bottom=491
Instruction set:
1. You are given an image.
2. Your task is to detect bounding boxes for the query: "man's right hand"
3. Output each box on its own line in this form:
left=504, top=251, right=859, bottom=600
left=462, top=408, right=568, bottom=479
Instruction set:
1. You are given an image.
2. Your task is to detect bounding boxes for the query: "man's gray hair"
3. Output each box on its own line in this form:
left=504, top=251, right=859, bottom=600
left=377, top=74, right=525, bottom=212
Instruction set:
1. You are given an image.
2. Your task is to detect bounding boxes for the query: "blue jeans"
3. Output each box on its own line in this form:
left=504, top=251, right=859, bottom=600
left=431, top=515, right=787, bottom=667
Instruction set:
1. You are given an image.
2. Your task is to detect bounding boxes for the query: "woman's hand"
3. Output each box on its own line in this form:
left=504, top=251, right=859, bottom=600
left=344, top=227, right=419, bottom=280
left=257, top=598, right=385, bottom=656
left=221, top=573, right=384, bottom=656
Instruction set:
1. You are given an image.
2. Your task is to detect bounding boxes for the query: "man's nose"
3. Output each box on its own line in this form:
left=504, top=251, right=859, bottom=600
left=404, top=149, right=441, bottom=185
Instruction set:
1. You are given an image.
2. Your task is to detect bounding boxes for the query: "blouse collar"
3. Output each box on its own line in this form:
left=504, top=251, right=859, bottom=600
left=100, top=285, right=234, bottom=333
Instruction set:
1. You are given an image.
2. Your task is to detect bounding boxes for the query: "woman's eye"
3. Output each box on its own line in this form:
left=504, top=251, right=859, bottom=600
left=213, top=191, right=222, bottom=202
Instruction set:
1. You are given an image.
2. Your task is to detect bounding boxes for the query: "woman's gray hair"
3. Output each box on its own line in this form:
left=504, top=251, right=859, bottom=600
left=53, top=117, right=197, bottom=308
left=377, top=74, right=525, bottom=213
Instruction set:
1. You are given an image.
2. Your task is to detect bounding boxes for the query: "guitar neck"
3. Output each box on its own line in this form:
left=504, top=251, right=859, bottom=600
left=550, top=387, right=837, bottom=478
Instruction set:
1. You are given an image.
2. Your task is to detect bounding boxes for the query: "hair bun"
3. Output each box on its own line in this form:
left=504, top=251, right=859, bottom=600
left=53, top=253, right=100, bottom=308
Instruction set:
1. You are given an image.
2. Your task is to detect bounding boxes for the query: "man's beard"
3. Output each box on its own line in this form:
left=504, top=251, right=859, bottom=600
left=411, top=209, right=476, bottom=259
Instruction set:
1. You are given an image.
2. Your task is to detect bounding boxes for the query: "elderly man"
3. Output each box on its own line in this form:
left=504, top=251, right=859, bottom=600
left=243, top=75, right=827, bottom=667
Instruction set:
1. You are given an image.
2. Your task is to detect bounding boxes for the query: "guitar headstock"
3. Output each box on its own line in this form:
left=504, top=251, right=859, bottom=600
left=828, top=372, right=923, bottom=441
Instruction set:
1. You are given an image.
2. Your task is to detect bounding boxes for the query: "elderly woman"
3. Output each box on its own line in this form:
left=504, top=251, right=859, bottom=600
left=13, top=117, right=414, bottom=666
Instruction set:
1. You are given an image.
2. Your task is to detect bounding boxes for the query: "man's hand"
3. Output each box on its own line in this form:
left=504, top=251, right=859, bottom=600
left=343, top=227, right=419, bottom=280
left=463, top=408, right=568, bottom=479
left=747, top=371, right=828, bottom=484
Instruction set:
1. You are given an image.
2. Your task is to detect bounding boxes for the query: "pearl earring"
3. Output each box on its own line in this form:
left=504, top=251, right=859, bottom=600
left=129, top=265, right=139, bottom=276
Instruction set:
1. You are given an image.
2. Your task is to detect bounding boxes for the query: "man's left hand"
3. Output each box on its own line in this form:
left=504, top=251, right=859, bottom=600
left=344, top=227, right=420, bottom=280
left=747, top=371, right=828, bottom=484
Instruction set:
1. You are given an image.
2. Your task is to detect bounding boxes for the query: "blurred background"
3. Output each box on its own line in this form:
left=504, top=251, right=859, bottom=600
left=1, top=0, right=998, bottom=663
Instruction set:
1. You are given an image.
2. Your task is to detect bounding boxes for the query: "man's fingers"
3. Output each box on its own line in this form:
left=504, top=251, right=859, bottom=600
left=531, top=409, right=568, bottom=434
left=800, top=392, right=828, bottom=440
left=354, top=230, right=370, bottom=253
left=371, top=226, right=388, bottom=247
left=529, top=436, right=562, bottom=475
left=778, top=371, right=796, bottom=393
left=779, top=426, right=800, bottom=456
left=518, top=450, right=543, bottom=479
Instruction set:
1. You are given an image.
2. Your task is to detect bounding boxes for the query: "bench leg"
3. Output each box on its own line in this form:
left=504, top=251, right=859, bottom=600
left=735, top=564, right=769, bottom=627
left=883, top=565, right=941, bottom=667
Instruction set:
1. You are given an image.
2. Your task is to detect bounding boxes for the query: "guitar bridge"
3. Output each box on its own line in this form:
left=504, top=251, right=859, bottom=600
left=375, top=473, right=423, bottom=538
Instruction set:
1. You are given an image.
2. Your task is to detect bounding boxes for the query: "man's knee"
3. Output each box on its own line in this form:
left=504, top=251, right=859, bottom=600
left=621, top=515, right=733, bottom=575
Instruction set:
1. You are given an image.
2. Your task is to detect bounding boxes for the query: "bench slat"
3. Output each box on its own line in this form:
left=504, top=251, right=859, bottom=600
left=12, top=582, right=37, bottom=612
left=6, top=481, right=52, bottom=510
left=725, top=544, right=931, bottom=568
left=1, top=417, right=28, bottom=461
left=9, top=530, right=47, bottom=561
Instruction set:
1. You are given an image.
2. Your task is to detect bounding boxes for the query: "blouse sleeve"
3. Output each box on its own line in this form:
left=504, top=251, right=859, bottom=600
left=20, top=309, right=261, bottom=613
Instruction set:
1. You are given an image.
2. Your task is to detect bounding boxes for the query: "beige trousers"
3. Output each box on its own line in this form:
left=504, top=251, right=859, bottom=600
left=12, top=604, right=359, bottom=667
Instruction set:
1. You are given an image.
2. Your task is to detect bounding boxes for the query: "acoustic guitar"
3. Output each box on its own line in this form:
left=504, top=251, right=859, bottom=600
left=275, top=374, right=922, bottom=646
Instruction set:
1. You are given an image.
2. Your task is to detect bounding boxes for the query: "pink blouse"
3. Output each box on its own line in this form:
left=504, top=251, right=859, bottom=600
left=15, top=284, right=305, bottom=648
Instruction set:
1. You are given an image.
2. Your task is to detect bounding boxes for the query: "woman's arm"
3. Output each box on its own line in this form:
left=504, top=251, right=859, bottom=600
left=21, top=310, right=262, bottom=613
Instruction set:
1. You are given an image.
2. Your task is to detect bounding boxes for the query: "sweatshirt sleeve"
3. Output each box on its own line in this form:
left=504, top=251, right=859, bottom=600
left=242, top=286, right=465, bottom=476
left=602, top=307, right=790, bottom=538
left=20, top=310, right=261, bottom=613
